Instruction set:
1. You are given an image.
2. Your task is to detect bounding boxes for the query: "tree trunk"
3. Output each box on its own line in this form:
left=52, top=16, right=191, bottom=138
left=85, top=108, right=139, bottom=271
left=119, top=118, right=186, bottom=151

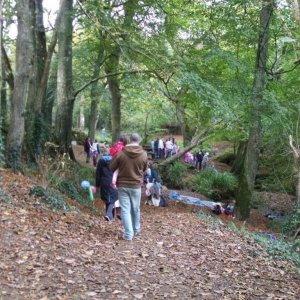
left=6, top=0, right=33, bottom=169
left=289, top=135, right=300, bottom=205
left=24, top=0, right=48, bottom=161
left=36, top=1, right=63, bottom=115
left=79, top=96, right=85, bottom=131
left=54, top=0, right=74, bottom=154
left=88, top=40, right=105, bottom=140
left=289, top=0, right=300, bottom=22
left=105, top=0, right=137, bottom=144
left=176, top=101, right=194, bottom=147
left=105, top=45, right=121, bottom=144
left=0, top=0, right=3, bottom=120
left=235, top=0, right=274, bottom=220
left=231, top=141, right=247, bottom=175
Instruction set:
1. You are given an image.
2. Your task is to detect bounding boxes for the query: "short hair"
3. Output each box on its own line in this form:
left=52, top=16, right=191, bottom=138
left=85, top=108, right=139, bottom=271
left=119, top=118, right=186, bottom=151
left=119, top=133, right=129, bottom=145
left=102, top=147, right=109, bottom=154
left=130, top=133, right=141, bottom=143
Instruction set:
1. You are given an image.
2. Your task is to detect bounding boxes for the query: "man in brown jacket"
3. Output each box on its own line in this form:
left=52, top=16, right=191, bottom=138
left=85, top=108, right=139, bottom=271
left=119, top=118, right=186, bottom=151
left=110, top=133, right=148, bottom=240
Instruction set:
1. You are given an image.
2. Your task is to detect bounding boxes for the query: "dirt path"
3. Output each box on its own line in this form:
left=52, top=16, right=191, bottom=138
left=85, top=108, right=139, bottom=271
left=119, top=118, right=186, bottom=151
left=0, top=168, right=299, bottom=299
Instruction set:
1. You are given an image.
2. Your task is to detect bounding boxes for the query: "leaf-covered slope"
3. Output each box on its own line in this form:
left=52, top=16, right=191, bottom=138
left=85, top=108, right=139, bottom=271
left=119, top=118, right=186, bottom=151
left=0, top=170, right=299, bottom=299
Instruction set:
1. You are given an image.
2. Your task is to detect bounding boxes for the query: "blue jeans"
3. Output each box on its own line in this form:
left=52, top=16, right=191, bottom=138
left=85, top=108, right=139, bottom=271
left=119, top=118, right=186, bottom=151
left=118, top=187, right=141, bottom=240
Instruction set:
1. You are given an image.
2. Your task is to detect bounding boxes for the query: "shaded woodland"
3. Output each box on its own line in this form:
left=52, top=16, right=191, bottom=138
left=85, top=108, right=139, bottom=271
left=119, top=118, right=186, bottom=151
left=0, top=0, right=300, bottom=221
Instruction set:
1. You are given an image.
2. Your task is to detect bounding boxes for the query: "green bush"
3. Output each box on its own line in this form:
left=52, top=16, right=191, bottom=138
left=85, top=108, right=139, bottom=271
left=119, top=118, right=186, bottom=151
left=165, top=162, right=188, bottom=189
left=0, top=124, right=5, bottom=169
left=30, top=185, right=69, bottom=211
left=194, top=169, right=238, bottom=197
left=57, top=180, right=91, bottom=207
left=228, top=222, right=300, bottom=267
left=6, top=145, right=22, bottom=171
left=0, top=188, right=11, bottom=203
left=282, top=204, right=300, bottom=238
left=215, top=151, right=236, bottom=165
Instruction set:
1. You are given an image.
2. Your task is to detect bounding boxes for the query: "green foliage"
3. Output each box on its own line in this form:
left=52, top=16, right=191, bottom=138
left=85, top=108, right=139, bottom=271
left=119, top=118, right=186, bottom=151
left=251, top=233, right=300, bottom=267
left=0, top=125, right=5, bottom=170
left=195, top=210, right=217, bottom=224
left=0, top=188, right=11, bottom=203
left=216, top=151, right=236, bottom=166
left=57, top=180, right=92, bottom=208
left=27, top=113, right=50, bottom=161
left=6, top=145, right=22, bottom=171
left=227, top=222, right=300, bottom=267
left=194, top=169, right=238, bottom=197
left=165, top=162, right=188, bottom=189
left=30, top=185, right=69, bottom=211
left=282, top=204, right=300, bottom=238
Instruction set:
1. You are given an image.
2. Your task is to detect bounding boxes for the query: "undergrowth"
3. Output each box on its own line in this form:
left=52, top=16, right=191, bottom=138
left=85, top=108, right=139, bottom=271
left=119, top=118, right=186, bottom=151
left=195, top=210, right=300, bottom=268
left=282, top=204, right=300, bottom=238
left=30, top=185, right=70, bottom=211
left=0, top=188, right=11, bottom=203
left=194, top=168, right=238, bottom=197
left=165, top=162, right=188, bottom=189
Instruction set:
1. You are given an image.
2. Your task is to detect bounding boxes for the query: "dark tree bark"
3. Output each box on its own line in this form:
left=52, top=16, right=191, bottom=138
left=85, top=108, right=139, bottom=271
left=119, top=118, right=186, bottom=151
left=105, top=0, right=137, bottom=143
left=0, top=0, right=4, bottom=124
left=88, top=38, right=105, bottom=140
left=24, top=0, right=47, bottom=161
left=235, top=0, right=274, bottom=220
left=105, top=45, right=121, bottom=144
left=54, top=0, right=74, bottom=154
left=23, top=0, right=63, bottom=161
left=289, top=135, right=300, bottom=205
left=231, top=141, right=247, bottom=175
left=6, top=0, right=33, bottom=169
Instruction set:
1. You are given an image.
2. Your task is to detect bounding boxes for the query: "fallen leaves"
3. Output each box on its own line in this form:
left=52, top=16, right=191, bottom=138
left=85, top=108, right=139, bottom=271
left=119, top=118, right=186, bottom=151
left=0, top=169, right=299, bottom=299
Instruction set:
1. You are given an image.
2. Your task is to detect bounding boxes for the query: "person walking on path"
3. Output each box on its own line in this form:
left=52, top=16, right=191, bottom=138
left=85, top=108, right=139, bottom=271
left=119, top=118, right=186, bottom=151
left=84, top=137, right=92, bottom=163
left=196, top=150, right=204, bottom=170
left=95, top=148, right=119, bottom=222
left=110, top=134, right=129, bottom=188
left=201, top=152, right=209, bottom=170
left=110, top=133, right=148, bottom=241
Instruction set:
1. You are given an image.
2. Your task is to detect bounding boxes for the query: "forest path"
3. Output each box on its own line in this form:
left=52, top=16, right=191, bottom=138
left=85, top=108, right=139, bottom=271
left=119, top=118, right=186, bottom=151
left=0, top=168, right=299, bottom=299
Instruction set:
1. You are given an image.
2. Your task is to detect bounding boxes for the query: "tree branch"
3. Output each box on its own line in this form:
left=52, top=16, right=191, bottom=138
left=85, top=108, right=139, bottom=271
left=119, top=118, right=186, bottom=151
left=72, top=69, right=157, bottom=99
left=159, top=129, right=212, bottom=167
left=289, top=135, right=299, bottom=158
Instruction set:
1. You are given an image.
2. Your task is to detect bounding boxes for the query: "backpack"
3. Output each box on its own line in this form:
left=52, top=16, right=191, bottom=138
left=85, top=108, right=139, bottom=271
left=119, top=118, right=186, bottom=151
left=212, top=204, right=222, bottom=215
left=159, top=195, right=168, bottom=207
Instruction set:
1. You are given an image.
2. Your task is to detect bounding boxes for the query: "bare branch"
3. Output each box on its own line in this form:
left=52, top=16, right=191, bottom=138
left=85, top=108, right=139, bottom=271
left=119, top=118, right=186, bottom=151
left=72, top=68, right=157, bottom=99
left=289, top=135, right=299, bottom=158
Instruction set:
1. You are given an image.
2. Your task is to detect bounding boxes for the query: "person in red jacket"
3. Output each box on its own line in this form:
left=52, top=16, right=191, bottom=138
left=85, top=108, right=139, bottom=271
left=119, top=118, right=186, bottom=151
left=110, top=134, right=129, bottom=188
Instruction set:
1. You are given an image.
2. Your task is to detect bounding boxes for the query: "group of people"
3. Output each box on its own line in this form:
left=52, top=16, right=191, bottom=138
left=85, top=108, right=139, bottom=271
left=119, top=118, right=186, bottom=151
left=94, top=133, right=148, bottom=241
left=84, top=138, right=102, bottom=166
left=85, top=133, right=214, bottom=241
left=185, top=150, right=210, bottom=171
left=151, top=137, right=180, bottom=159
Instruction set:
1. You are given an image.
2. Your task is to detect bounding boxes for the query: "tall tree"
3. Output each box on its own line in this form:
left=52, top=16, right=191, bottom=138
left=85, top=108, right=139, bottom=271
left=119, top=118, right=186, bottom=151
left=235, top=0, right=274, bottom=220
left=105, top=0, right=137, bottom=143
left=24, top=0, right=64, bottom=161
left=6, top=0, right=34, bottom=169
left=54, top=0, right=74, bottom=154
left=0, top=0, right=3, bottom=117
left=24, top=0, right=48, bottom=161
left=88, top=38, right=105, bottom=140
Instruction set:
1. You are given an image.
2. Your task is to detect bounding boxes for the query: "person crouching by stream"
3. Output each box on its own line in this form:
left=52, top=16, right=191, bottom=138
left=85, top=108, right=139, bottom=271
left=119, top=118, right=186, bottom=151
left=95, top=147, right=118, bottom=222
